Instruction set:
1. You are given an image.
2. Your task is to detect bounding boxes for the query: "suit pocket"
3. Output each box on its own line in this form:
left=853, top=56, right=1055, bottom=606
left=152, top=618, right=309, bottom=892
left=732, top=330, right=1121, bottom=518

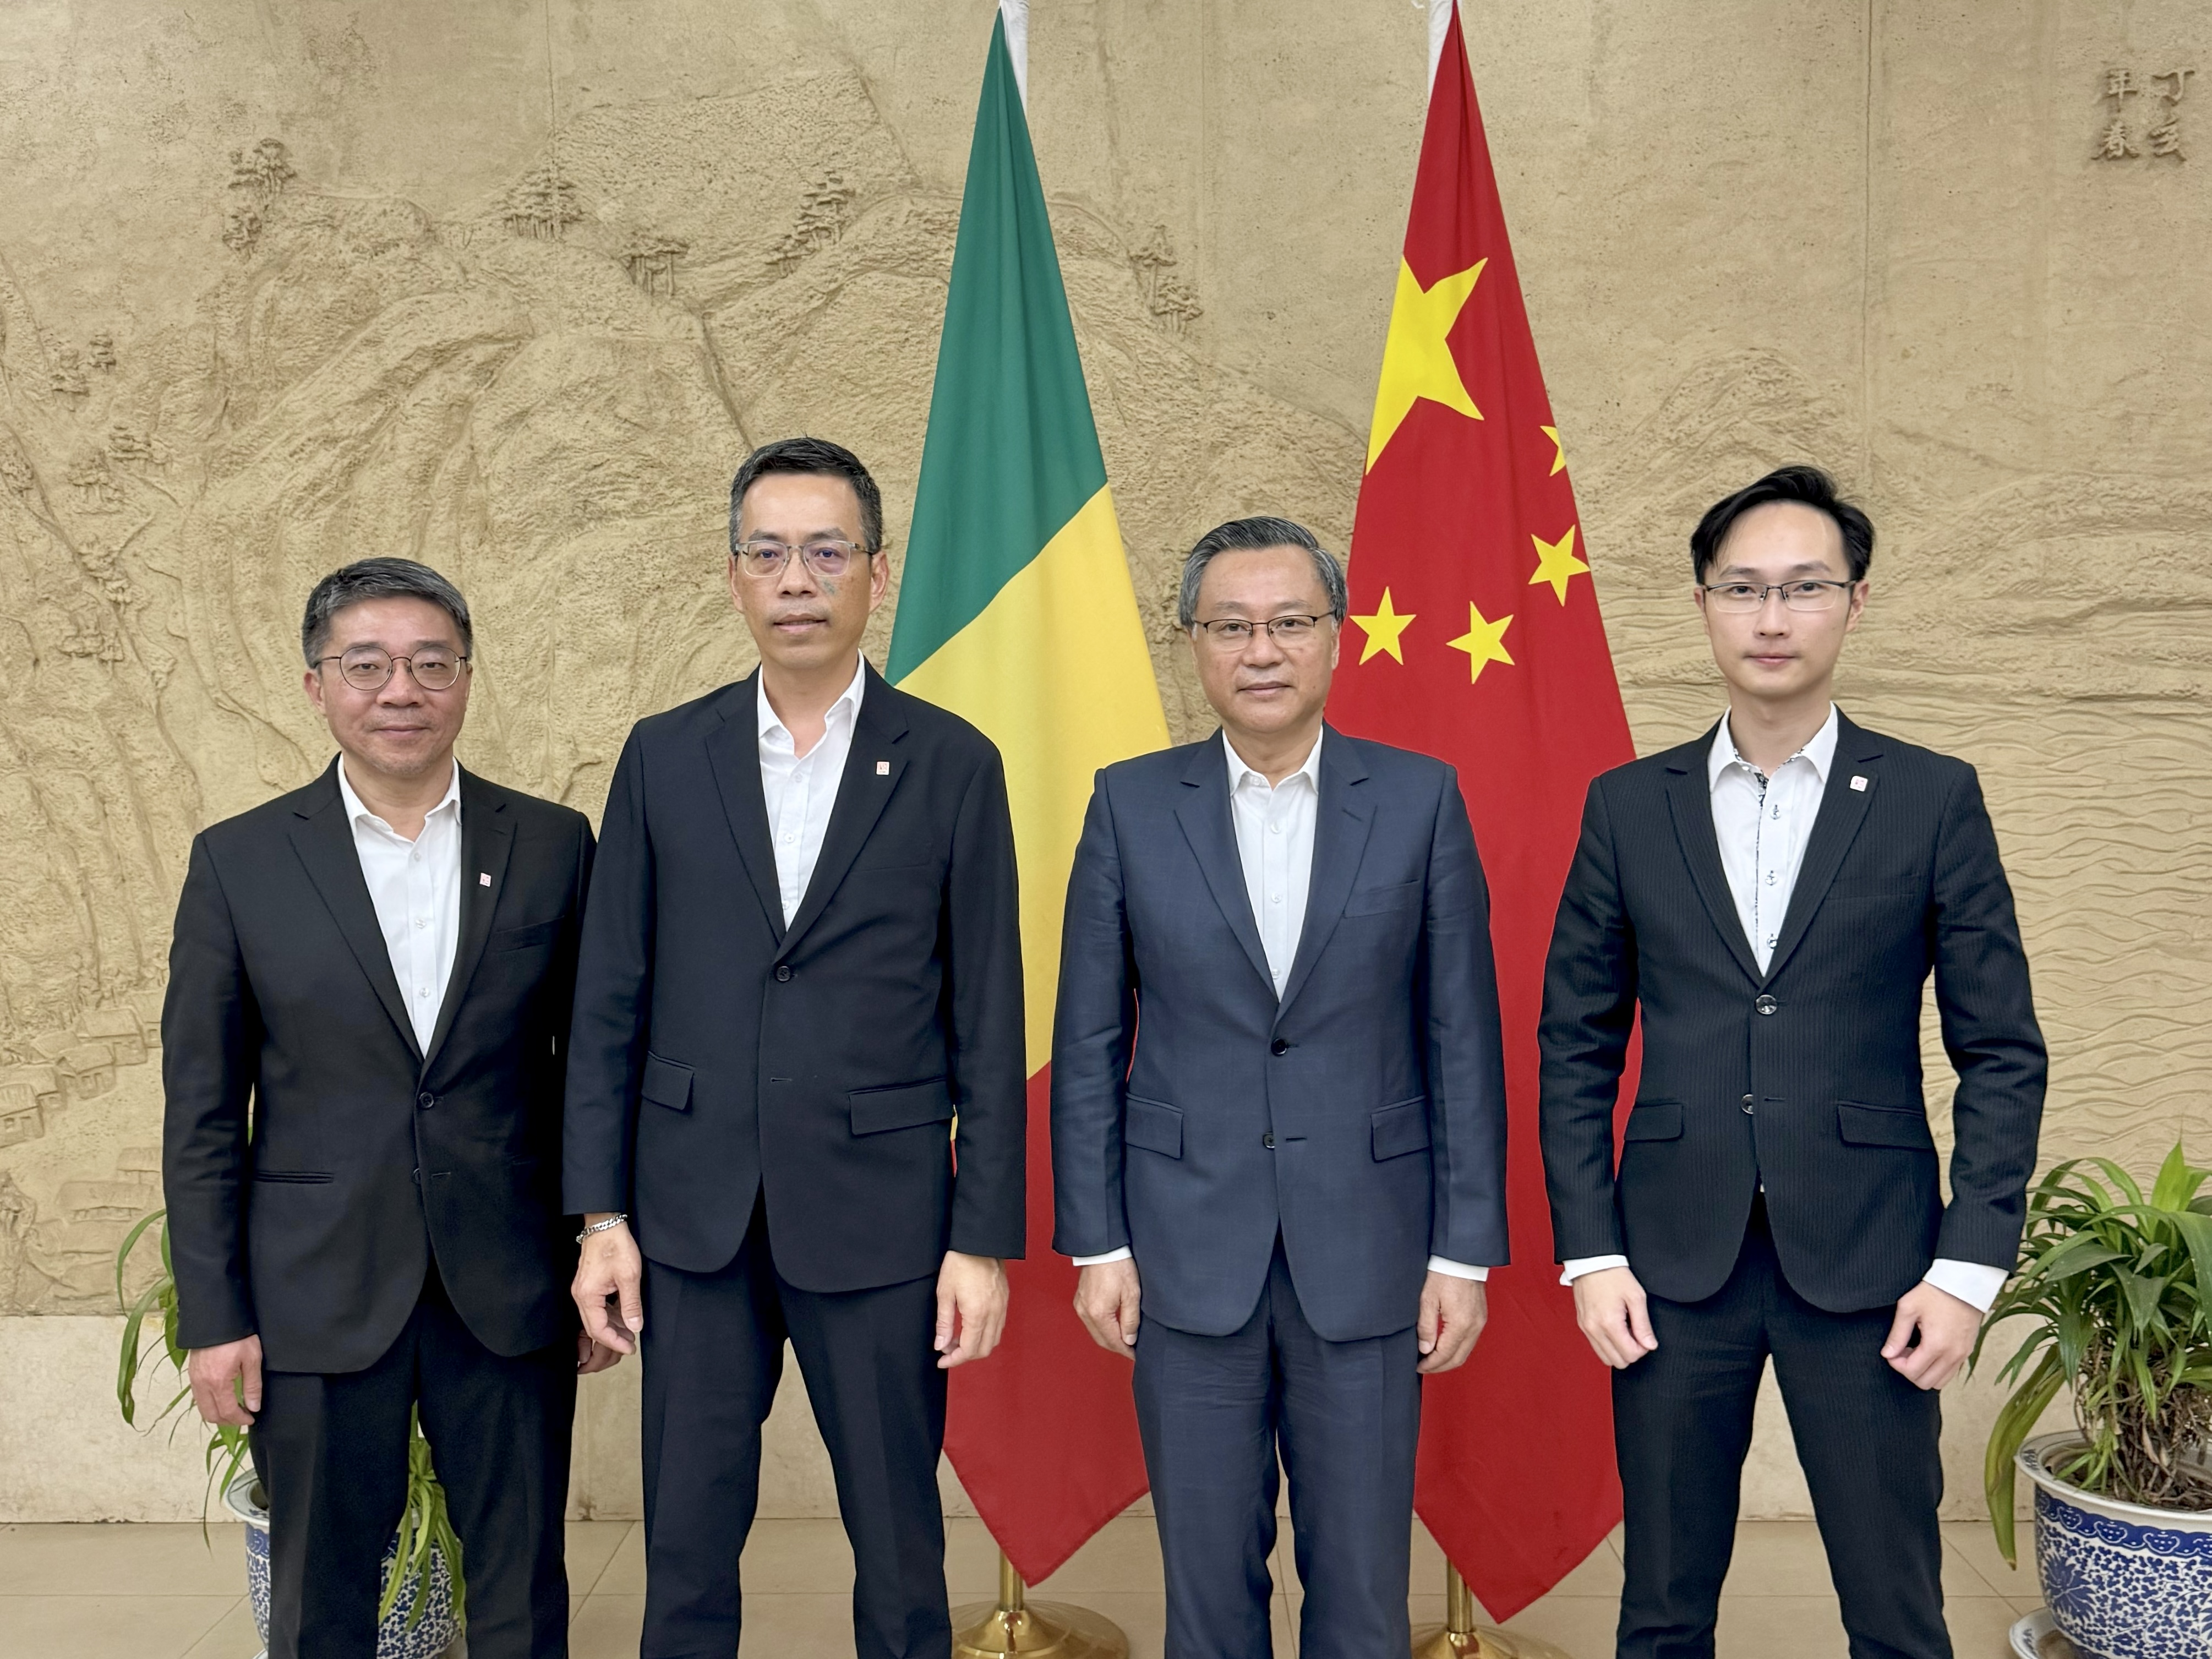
left=250, top=1169, right=334, bottom=1184
left=1623, top=1101, right=1684, bottom=1142
left=1124, top=1095, right=1183, bottom=1159
left=1345, top=881, right=1421, bottom=916
left=1836, top=1101, right=1935, bottom=1150
left=491, top=919, right=561, bottom=952
left=849, top=1077, right=954, bottom=1136
left=1370, top=1096, right=1432, bottom=1160
left=641, top=1052, right=693, bottom=1112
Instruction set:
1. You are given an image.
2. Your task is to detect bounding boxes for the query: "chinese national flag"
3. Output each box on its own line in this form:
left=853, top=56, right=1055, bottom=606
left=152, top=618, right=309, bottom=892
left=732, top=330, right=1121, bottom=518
left=1325, top=4, right=1638, bottom=1622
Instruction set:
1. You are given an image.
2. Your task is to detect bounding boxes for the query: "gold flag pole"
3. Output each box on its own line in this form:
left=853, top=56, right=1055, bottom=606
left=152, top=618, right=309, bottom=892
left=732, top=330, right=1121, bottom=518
left=1411, top=1563, right=1573, bottom=1659
left=951, top=1549, right=1129, bottom=1658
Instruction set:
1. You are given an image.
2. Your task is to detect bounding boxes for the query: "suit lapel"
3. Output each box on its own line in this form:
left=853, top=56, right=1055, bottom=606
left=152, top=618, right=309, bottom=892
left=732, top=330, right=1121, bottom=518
left=1761, top=715, right=1882, bottom=983
left=287, top=761, right=422, bottom=1063
left=1663, top=738, right=1764, bottom=986
left=421, top=769, right=512, bottom=1074
left=779, top=665, right=909, bottom=957
left=1274, top=731, right=1373, bottom=1023
left=1173, top=735, right=1275, bottom=997
left=704, top=675, right=788, bottom=945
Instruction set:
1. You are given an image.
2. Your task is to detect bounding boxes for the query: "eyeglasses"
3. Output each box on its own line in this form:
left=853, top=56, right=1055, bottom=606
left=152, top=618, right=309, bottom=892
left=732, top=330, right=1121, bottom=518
left=314, top=648, right=470, bottom=692
left=733, top=538, right=875, bottom=580
left=1700, top=580, right=1857, bottom=614
left=1191, top=614, right=1334, bottom=647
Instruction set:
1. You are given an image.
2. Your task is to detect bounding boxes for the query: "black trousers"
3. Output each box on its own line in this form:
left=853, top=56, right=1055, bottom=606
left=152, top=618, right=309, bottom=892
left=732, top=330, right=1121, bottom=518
left=639, top=1200, right=950, bottom=1659
left=1133, top=1238, right=1422, bottom=1659
left=1612, top=1202, right=1948, bottom=1659
left=250, top=1264, right=576, bottom=1659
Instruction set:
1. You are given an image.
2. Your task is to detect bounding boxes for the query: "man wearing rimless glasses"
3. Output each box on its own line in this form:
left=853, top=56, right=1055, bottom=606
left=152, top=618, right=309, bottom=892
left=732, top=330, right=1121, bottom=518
left=162, top=558, right=603, bottom=1658
left=1538, top=466, right=2046, bottom=1659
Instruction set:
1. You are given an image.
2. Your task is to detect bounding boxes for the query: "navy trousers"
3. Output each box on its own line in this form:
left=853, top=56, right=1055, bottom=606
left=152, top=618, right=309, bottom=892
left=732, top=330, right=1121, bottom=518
left=638, top=1199, right=949, bottom=1659
left=1133, top=1238, right=1422, bottom=1659
left=1612, top=1200, right=1949, bottom=1659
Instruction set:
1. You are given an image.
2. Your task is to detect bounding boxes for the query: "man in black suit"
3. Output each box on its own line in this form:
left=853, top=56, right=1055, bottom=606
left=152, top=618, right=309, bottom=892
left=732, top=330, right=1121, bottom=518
left=564, top=437, right=1025, bottom=1659
left=1539, top=466, right=2046, bottom=1659
left=163, top=558, right=606, bottom=1659
left=1053, top=517, right=1508, bottom=1659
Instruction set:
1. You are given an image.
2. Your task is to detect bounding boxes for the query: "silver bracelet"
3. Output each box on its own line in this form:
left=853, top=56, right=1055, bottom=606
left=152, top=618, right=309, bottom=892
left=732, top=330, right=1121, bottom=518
left=576, top=1213, right=630, bottom=1243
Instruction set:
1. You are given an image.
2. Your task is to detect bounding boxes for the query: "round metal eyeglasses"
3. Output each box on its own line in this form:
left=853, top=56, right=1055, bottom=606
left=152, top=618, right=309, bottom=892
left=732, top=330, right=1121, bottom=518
left=314, top=649, right=471, bottom=692
left=1700, top=580, right=1856, bottom=614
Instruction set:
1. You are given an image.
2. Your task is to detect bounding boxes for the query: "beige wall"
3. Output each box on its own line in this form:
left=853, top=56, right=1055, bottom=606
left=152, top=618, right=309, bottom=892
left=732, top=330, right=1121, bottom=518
left=1, top=0, right=2205, bottom=1532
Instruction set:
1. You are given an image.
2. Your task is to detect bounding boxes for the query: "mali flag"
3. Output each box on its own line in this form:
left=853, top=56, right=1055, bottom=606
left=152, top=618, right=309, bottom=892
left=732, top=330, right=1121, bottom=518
left=1324, top=2, right=1640, bottom=1623
left=885, top=7, right=1167, bottom=1584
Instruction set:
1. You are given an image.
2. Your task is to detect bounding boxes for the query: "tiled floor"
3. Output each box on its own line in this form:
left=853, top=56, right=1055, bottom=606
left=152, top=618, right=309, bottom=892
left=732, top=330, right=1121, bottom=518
left=0, top=1513, right=2040, bottom=1656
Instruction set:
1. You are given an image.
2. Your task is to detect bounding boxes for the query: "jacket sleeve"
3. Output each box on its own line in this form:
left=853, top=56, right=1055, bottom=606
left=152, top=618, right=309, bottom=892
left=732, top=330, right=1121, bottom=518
left=1538, top=776, right=1640, bottom=1262
left=562, top=727, right=651, bottom=1217
left=1050, top=774, right=1138, bottom=1258
left=942, top=745, right=1028, bottom=1259
left=1419, top=767, right=1511, bottom=1266
left=160, top=834, right=261, bottom=1350
left=1929, top=763, right=2046, bottom=1269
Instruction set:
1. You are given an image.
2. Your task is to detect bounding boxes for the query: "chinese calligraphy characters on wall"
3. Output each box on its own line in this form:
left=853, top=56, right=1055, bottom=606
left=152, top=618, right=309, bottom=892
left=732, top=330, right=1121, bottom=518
left=2097, top=65, right=2193, bottom=162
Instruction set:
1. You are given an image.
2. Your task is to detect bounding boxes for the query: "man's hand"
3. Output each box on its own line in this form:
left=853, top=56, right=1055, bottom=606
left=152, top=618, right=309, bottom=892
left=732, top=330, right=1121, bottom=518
left=1417, top=1272, right=1488, bottom=1374
left=1573, top=1265, right=1659, bottom=1369
left=188, top=1335, right=263, bottom=1427
left=576, top=1330, right=624, bottom=1375
left=572, top=1215, right=645, bottom=1356
left=1074, top=1259, right=1141, bottom=1358
left=1882, top=1281, right=1981, bottom=1390
left=935, top=1251, right=1009, bottom=1369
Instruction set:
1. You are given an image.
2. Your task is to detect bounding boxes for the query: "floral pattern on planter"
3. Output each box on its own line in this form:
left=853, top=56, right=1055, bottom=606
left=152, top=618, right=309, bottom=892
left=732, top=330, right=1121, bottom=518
left=2021, top=1437, right=2212, bottom=1659
left=228, top=1473, right=460, bottom=1659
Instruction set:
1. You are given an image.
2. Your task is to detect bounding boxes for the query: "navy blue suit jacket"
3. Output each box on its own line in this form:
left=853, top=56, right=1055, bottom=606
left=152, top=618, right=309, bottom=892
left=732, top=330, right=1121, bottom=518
left=1050, top=728, right=1509, bottom=1343
left=1538, top=712, right=2046, bottom=1312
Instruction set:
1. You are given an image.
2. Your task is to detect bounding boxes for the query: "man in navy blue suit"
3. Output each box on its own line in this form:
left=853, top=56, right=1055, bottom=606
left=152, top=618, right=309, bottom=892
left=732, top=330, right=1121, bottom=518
left=1052, top=516, right=1510, bottom=1659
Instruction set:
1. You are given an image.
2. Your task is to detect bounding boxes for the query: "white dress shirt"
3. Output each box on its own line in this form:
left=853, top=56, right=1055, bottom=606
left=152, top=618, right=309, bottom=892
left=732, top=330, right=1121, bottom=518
left=757, top=656, right=866, bottom=926
left=337, top=758, right=463, bottom=1055
left=1074, top=732, right=1487, bottom=1283
left=1560, top=706, right=2007, bottom=1314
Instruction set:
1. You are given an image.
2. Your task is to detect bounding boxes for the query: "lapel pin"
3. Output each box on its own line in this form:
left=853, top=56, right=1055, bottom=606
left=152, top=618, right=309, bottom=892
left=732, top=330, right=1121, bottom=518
left=479, top=871, right=492, bottom=886
left=876, top=760, right=891, bottom=776
left=1849, top=776, right=1869, bottom=792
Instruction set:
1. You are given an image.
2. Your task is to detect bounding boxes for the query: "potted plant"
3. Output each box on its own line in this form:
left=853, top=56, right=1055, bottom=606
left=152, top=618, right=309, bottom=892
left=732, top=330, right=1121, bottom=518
left=1976, top=1142, right=2212, bottom=1658
left=115, top=1210, right=467, bottom=1658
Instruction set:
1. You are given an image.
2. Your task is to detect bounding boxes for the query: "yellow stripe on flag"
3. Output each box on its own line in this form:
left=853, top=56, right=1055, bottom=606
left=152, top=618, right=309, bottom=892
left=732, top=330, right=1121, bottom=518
left=898, top=485, right=1170, bottom=1072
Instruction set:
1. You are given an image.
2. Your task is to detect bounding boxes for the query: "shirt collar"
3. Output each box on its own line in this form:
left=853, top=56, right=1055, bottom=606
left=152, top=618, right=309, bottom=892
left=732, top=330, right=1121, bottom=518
left=336, top=756, right=461, bottom=834
left=757, top=654, right=869, bottom=745
left=1224, top=728, right=1324, bottom=795
left=1707, top=703, right=1839, bottom=792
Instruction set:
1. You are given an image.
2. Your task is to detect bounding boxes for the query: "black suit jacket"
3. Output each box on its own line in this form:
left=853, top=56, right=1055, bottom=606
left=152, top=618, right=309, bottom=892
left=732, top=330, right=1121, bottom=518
left=162, top=762, right=594, bottom=1373
left=1538, top=712, right=2046, bottom=1313
left=561, top=664, right=1025, bottom=1290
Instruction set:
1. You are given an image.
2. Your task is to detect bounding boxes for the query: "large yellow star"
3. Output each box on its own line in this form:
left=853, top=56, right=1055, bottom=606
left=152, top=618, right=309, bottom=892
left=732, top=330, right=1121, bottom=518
left=1350, top=587, right=1417, bottom=664
left=1446, top=602, right=1515, bottom=684
left=1541, top=425, right=1567, bottom=476
left=1528, top=525, right=1590, bottom=605
left=1365, top=257, right=1487, bottom=470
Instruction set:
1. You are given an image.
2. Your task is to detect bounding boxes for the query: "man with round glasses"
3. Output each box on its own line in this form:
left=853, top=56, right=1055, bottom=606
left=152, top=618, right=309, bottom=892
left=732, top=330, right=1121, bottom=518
left=162, top=556, right=605, bottom=1658
left=1539, top=465, right=2046, bottom=1659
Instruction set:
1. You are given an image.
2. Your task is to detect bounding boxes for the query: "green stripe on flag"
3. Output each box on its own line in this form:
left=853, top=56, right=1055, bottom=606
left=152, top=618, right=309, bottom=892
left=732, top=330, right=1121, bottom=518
left=886, top=13, right=1107, bottom=681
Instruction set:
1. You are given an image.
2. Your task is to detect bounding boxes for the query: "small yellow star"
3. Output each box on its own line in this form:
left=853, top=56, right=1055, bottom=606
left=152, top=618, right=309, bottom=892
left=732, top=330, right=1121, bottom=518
left=1541, top=425, right=1566, bottom=477
left=1446, top=602, right=1515, bottom=684
left=1350, top=588, right=1417, bottom=664
left=1528, top=525, right=1590, bottom=605
left=1365, top=257, right=1487, bottom=471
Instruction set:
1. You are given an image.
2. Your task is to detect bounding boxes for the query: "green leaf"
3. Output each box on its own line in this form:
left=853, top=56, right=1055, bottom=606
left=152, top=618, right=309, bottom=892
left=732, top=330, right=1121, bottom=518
left=2112, top=1267, right=2170, bottom=1331
left=2149, top=1143, right=2206, bottom=1212
left=2033, top=1236, right=2125, bottom=1283
left=1985, top=1348, right=2065, bottom=1568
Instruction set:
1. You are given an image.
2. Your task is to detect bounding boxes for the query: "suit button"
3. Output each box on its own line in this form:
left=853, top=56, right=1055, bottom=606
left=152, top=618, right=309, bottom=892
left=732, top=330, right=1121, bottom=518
left=417, top=1091, right=435, bottom=1110
left=1742, top=1094, right=1755, bottom=1115
left=774, top=964, right=793, bottom=983
left=1754, top=994, right=1778, bottom=1016
left=1270, top=1038, right=1289, bottom=1056
left=1263, top=1132, right=1276, bottom=1149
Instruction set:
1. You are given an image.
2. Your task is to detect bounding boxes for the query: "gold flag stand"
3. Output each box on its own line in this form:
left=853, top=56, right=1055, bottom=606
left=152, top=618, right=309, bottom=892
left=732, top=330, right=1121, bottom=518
left=1411, top=1564, right=1574, bottom=1659
left=951, top=1551, right=1130, bottom=1658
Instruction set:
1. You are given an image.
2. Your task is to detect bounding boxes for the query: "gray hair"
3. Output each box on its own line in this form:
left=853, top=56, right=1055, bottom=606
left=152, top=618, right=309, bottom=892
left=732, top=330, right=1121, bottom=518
left=301, top=558, right=473, bottom=665
left=1176, top=515, right=1347, bottom=630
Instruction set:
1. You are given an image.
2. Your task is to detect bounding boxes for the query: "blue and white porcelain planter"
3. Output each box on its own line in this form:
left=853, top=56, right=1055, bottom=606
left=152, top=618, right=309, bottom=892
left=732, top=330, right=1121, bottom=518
left=2019, top=1432, right=2212, bottom=1659
left=225, top=1470, right=460, bottom=1659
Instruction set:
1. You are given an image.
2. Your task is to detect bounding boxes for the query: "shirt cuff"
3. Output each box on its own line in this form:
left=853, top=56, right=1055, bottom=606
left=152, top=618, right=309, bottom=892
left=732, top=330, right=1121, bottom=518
left=1425, top=1257, right=1489, bottom=1281
left=1071, top=1248, right=1133, bottom=1267
left=1921, top=1258, right=2007, bottom=1314
left=1559, top=1253, right=1631, bottom=1286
